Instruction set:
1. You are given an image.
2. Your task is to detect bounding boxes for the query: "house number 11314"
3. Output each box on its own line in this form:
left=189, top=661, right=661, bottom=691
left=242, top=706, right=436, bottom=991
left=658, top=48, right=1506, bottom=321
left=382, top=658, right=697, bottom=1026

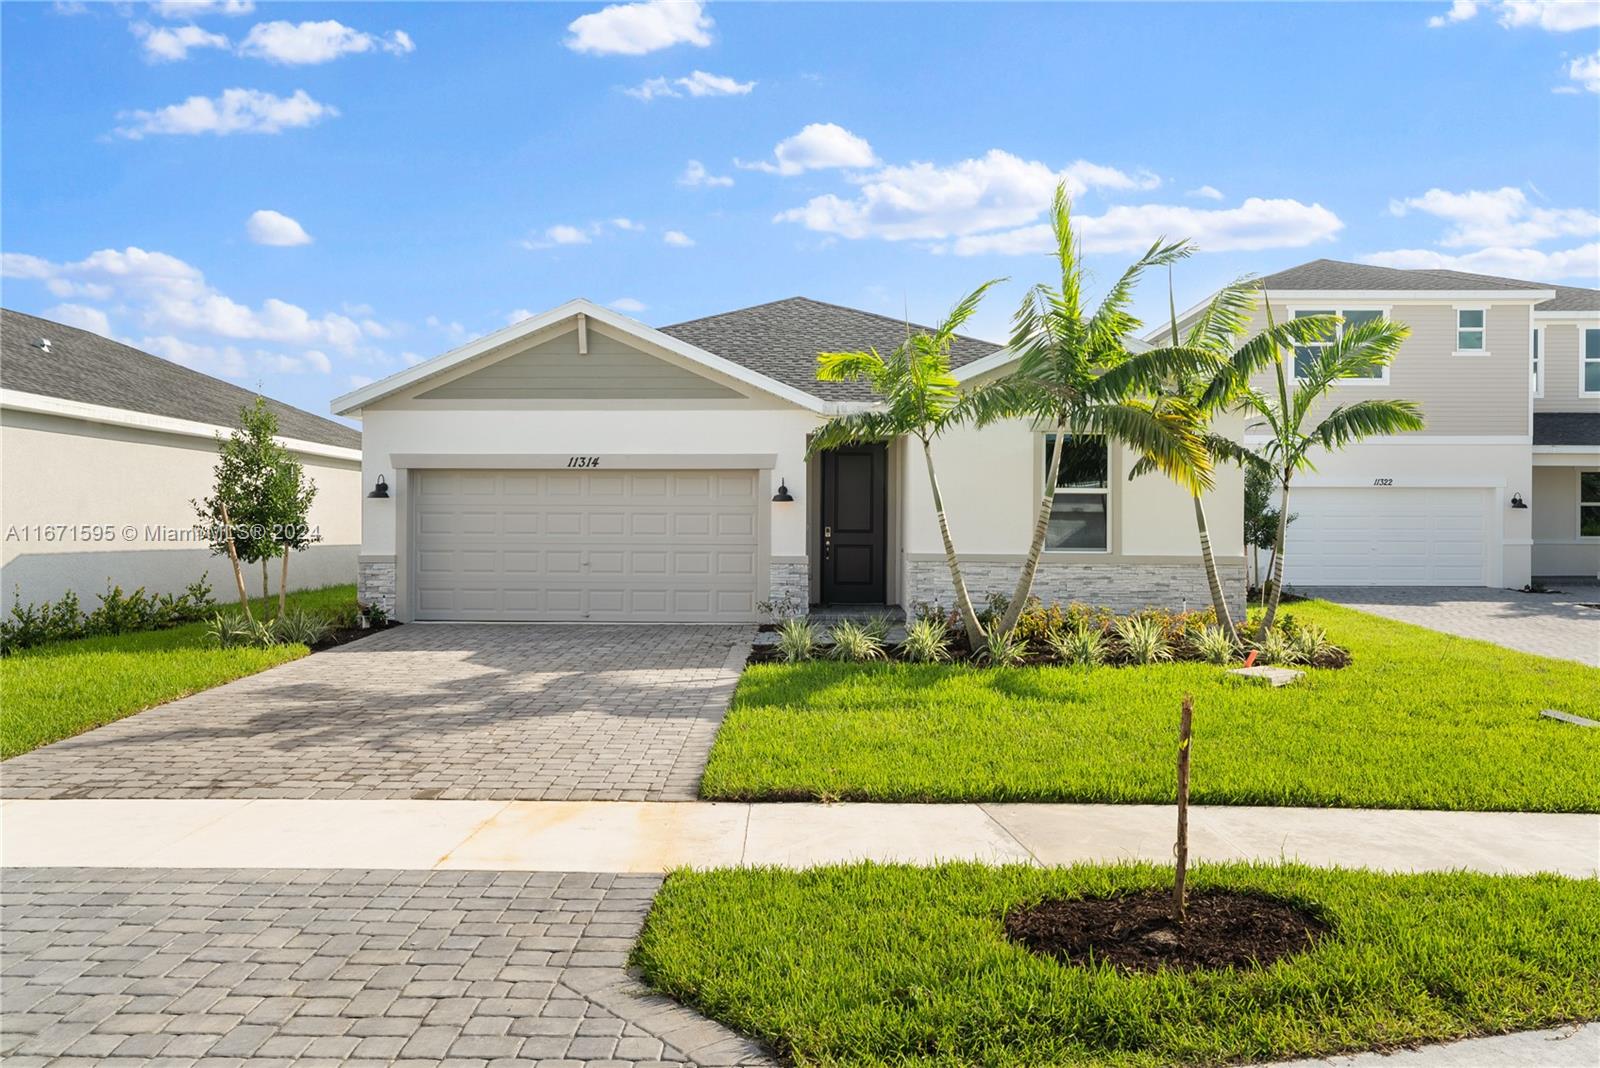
left=566, top=456, right=601, bottom=468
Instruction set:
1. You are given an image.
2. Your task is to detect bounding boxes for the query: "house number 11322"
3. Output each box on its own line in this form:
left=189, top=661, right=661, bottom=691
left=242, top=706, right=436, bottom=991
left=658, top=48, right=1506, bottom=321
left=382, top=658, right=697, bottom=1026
left=1373, top=478, right=1394, bottom=486
left=566, top=456, right=601, bottom=468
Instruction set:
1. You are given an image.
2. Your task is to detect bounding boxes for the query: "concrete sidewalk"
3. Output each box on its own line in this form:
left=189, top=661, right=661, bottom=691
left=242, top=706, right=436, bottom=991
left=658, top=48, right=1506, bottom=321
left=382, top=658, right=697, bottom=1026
left=4, top=799, right=1596, bottom=875
left=1274, top=1024, right=1595, bottom=1067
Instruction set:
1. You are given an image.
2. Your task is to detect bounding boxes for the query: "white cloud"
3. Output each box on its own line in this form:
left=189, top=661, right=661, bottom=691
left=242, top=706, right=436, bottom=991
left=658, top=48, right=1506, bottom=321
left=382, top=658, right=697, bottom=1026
left=346, top=373, right=374, bottom=389
left=739, top=123, right=877, bottom=176
left=1429, top=0, right=1600, bottom=29
left=610, top=297, right=647, bottom=313
left=623, top=69, right=754, bottom=101
left=1568, top=49, right=1600, bottom=91
left=238, top=20, right=414, bottom=65
left=679, top=159, right=733, bottom=188
left=149, top=0, right=255, bottom=18
left=301, top=349, right=332, bottom=374
left=4, top=246, right=370, bottom=351
left=565, top=0, right=711, bottom=55
left=951, top=198, right=1344, bottom=256
left=774, top=149, right=1174, bottom=242
left=46, top=303, right=112, bottom=337
left=1428, top=0, right=1479, bottom=27
left=1363, top=242, right=1600, bottom=280
left=1388, top=186, right=1600, bottom=247
left=246, top=209, right=313, bottom=246
left=1187, top=185, right=1225, bottom=201
left=115, top=88, right=336, bottom=138
left=132, top=22, right=229, bottom=62
left=611, top=217, right=644, bottom=231
left=521, top=224, right=593, bottom=250
left=506, top=308, right=534, bottom=325
left=663, top=230, right=695, bottom=247
left=141, top=335, right=251, bottom=379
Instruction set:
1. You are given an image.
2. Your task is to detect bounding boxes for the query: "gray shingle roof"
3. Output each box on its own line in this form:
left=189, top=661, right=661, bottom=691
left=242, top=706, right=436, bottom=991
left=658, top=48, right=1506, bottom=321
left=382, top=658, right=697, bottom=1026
left=1259, top=259, right=1598, bottom=312
left=1, top=309, right=360, bottom=449
left=660, top=297, right=1002, bottom=402
left=1532, top=412, right=1600, bottom=446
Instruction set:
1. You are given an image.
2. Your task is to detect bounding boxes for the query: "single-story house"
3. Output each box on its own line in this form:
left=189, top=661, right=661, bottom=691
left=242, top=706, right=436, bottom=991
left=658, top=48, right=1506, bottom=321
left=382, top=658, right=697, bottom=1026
left=333, top=298, right=1244, bottom=623
left=1, top=309, right=363, bottom=608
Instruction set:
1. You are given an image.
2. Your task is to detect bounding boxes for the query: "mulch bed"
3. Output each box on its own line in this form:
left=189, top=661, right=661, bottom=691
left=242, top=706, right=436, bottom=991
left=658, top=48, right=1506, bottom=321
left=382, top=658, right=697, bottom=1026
left=308, top=620, right=399, bottom=653
left=1004, top=889, right=1327, bottom=973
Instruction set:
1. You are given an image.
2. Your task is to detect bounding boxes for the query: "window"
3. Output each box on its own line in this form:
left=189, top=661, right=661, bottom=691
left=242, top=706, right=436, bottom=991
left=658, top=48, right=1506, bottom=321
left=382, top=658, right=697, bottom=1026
left=1043, top=434, right=1108, bottom=552
left=1531, top=326, right=1543, bottom=398
left=1584, top=328, right=1600, bottom=396
left=1292, top=308, right=1386, bottom=381
left=1455, top=308, right=1487, bottom=353
left=1582, top=472, right=1600, bottom=538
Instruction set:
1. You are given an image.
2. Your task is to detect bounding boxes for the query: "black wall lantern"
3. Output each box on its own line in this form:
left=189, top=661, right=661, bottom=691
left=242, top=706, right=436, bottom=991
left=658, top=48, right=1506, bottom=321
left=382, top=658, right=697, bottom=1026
left=1510, top=492, right=1528, bottom=509
left=772, top=478, right=794, bottom=503
left=368, top=475, right=390, bottom=499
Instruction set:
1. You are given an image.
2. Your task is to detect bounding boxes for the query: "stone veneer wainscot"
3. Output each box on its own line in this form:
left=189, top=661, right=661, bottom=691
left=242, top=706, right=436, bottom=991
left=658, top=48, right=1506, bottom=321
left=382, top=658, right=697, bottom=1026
left=903, top=558, right=1247, bottom=617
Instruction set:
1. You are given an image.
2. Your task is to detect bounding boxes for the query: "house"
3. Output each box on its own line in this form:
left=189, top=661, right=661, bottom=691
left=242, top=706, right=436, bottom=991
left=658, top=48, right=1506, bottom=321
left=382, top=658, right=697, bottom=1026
left=1, top=309, right=363, bottom=607
left=1189, top=260, right=1598, bottom=588
left=333, top=297, right=1245, bottom=623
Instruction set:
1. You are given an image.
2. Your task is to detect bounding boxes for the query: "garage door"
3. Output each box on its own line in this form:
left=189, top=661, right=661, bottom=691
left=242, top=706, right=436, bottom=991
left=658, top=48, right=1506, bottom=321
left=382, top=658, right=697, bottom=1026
left=1283, top=486, right=1490, bottom=586
left=411, top=468, right=759, bottom=621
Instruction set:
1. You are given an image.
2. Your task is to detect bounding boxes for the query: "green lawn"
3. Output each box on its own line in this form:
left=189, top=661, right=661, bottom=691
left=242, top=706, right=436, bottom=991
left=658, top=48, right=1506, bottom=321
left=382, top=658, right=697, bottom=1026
left=635, top=862, right=1600, bottom=1068
left=0, top=583, right=357, bottom=759
left=703, top=601, right=1600, bottom=812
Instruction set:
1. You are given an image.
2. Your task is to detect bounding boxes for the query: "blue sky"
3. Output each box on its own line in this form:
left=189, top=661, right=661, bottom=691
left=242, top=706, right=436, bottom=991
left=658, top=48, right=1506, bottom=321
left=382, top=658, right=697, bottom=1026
left=3, top=0, right=1597, bottom=422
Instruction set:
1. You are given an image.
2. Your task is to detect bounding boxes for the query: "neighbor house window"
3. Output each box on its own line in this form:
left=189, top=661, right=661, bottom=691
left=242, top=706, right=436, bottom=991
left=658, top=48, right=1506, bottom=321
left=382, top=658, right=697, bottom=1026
left=1531, top=327, right=1543, bottom=398
left=1292, top=308, right=1387, bottom=381
left=1455, top=308, right=1487, bottom=353
left=1584, top=328, right=1600, bottom=396
left=1582, top=472, right=1600, bottom=538
left=1043, top=434, right=1108, bottom=552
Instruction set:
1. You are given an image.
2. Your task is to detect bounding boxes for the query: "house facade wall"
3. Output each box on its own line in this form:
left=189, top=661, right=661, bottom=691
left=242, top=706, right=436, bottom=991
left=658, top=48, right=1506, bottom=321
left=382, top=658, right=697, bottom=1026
left=1531, top=462, right=1600, bottom=578
left=1534, top=321, right=1600, bottom=413
left=0, top=409, right=361, bottom=607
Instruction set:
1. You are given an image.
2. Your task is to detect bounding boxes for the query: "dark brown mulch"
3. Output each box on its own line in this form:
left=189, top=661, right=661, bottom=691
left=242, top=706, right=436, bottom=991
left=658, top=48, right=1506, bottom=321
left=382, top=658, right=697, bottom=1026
left=1004, top=889, right=1327, bottom=973
left=308, top=621, right=399, bottom=653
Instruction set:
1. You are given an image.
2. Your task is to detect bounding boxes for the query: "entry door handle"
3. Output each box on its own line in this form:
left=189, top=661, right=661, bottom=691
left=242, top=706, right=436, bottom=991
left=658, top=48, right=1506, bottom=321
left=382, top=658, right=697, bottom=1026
left=823, top=526, right=831, bottom=560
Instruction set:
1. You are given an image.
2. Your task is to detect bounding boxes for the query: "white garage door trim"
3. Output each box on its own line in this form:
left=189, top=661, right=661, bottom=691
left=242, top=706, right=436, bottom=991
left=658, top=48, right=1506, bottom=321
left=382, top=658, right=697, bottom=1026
left=406, top=467, right=767, bottom=622
left=1283, top=485, right=1496, bottom=587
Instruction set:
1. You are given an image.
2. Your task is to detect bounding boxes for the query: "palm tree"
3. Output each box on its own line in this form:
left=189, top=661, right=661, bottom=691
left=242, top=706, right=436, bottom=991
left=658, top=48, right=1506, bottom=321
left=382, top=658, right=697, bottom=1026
left=1217, top=295, right=1425, bottom=637
left=959, top=183, right=1216, bottom=638
left=807, top=280, right=1004, bottom=648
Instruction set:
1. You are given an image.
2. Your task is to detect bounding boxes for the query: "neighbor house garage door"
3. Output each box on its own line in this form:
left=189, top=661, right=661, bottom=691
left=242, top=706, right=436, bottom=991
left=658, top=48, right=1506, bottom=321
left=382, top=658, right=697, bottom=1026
left=411, top=468, right=759, bottom=621
left=1282, top=486, right=1491, bottom=586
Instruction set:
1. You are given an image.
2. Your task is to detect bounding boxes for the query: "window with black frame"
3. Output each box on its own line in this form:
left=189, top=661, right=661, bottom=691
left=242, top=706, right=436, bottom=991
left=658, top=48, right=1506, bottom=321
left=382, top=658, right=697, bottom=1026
left=1042, top=433, right=1108, bottom=552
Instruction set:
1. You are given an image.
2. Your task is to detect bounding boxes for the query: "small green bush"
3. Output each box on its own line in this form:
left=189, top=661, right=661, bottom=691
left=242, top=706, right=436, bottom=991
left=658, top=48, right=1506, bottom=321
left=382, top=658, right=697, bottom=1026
left=1115, top=614, right=1173, bottom=664
left=1255, top=628, right=1305, bottom=665
left=272, top=607, right=332, bottom=647
left=1192, top=624, right=1238, bottom=665
left=1, top=575, right=217, bottom=654
left=205, top=611, right=279, bottom=649
left=828, top=620, right=886, bottom=662
left=901, top=617, right=952, bottom=663
left=776, top=618, right=819, bottom=663
left=978, top=627, right=1029, bottom=667
left=863, top=613, right=897, bottom=643
left=1046, top=622, right=1105, bottom=667
left=1288, top=620, right=1335, bottom=664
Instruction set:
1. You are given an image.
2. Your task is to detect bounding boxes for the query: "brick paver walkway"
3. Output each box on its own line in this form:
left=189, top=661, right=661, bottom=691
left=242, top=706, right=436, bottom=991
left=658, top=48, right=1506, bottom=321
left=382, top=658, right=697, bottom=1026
left=0, top=868, right=775, bottom=1067
left=1296, top=585, right=1600, bottom=666
left=0, top=624, right=750, bottom=801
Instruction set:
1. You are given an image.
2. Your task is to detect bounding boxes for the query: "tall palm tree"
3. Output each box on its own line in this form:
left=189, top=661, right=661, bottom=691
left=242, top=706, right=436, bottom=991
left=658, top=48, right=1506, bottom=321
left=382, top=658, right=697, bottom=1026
left=960, top=183, right=1216, bottom=638
left=1216, top=296, right=1425, bottom=637
left=807, top=280, right=1004, bottom=648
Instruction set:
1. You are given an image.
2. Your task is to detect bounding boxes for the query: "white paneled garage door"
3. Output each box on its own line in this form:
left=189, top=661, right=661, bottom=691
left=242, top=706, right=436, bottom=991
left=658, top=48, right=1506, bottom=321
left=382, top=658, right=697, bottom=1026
left=411, top=469, right=759, bottom=621
left=1283, top=486, right=1491, bottom=587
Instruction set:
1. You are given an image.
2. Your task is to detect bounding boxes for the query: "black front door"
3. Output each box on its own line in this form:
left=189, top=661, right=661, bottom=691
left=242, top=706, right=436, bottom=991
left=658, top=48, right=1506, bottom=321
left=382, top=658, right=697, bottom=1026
left=820, top=444, right=887, bottom=604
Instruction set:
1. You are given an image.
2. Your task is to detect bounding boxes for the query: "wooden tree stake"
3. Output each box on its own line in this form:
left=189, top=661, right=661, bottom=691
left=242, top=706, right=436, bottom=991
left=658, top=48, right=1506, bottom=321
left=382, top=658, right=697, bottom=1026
left=219, top=500, right=254, bottom=626
left=1174, top=693, right=1194, bottom=925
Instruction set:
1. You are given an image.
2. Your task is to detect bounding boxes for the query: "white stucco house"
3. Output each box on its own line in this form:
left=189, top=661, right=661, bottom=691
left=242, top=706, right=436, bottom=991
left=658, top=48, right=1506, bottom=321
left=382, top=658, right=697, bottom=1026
left=334, top=297, right=1244, bottom=623
left=1, top=309, right=363, bottom=608
left=1186, top=261, right=1598, bottom=589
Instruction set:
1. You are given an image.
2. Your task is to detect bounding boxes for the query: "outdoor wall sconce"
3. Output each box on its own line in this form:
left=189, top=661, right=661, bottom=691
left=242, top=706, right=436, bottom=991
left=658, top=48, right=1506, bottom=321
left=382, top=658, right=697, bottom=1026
left=1510, top=492, right=1528, bottom=509
left=772, top=478, right=794, bottom=503
left=368, top=475, right=390, bottom=499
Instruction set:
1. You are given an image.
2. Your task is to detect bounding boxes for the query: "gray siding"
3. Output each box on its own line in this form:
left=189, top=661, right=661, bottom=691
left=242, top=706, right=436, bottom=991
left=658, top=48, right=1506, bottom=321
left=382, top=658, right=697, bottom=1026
left=1535, top=323, right=1600, bottom=413
left=1245, top=301, right=1532, bottom=436
left=419, top=327, right=744, bottom=401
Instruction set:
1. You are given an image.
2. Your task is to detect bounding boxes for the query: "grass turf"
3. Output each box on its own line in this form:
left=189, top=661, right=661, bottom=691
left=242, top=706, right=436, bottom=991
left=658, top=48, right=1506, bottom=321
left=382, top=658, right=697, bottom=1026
left=0, top=584, right=356, bottom=759
left=634, top=862, right=1600, bottom=1067
left=702, top=601, right=1600, bottom=812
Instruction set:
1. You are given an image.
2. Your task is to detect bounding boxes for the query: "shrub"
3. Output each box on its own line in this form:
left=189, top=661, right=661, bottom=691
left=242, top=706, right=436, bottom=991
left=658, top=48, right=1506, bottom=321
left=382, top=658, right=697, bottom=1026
left=776, top=618, right=819, bottom=663
left=978, top=627, right=1029, bottom=667
left=205, top=611, right=279, bottom=649
left=1115, top=615, right=1173, bottom=665
left=976, top=591, right=1011, bottom=630
left=360, top=602, right=389, bottom=627
left=829, top=620, right=886, bottom=662
left=1046, top=622, right=1104, bottom=667
left=87, top=584, right=160, bottom=635
left=1014, top=599, right=1067, bottom=645
left=1192, top=625, right=1238, bottom=665
left=1288, top=621, right=1335, bottom=664
left=901, top=617, right=952, bottom=663
left=863, top=613, right=897, bottom=643
left=1254, top=628, right=1305, bottom=666
left=272, top=607, right=333, bottom=647
left=756, top=592, right=801, bottom=625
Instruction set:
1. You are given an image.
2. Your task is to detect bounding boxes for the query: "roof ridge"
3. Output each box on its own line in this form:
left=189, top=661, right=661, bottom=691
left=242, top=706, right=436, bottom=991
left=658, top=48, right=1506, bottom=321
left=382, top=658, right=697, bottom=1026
left=663, top=294, right=1000, bottom=347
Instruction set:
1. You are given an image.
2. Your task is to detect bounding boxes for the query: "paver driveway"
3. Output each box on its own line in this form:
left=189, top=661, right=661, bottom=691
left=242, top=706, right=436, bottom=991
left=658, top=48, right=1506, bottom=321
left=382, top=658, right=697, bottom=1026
left=1, top=867, right=774, bottom=1067
left=1295, top=585, right=1600, bottom=666
left=0, top=624, right=750, bottom=801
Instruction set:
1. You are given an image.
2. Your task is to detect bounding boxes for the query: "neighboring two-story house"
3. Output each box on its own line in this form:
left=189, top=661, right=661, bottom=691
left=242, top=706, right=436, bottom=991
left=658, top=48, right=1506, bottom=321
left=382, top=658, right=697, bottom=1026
left=1224, top=260, right=1598, bottom=588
